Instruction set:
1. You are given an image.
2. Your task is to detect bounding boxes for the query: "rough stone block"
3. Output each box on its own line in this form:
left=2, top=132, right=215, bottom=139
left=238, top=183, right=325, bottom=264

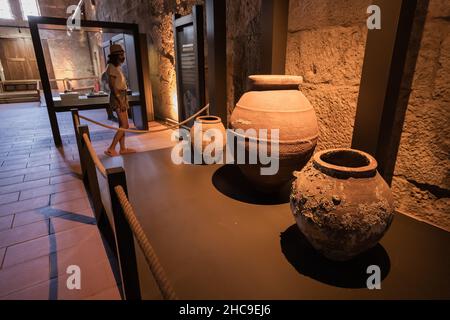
left=288, top=0, right=372, bottom=32
left=286, top=25, right=367, bottom=86
left=301, top=84, right=359, bottom=151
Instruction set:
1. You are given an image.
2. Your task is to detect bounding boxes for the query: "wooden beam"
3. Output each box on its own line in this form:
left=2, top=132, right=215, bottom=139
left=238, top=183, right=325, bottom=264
left=352, top=0, right=428, bottom=184
left=173, top=5, right=205, bottom=126
left=139, top=33, right=154, bottom=121
left=261, top=0, right=289, bottom=74
left=206, top=0, right=227, bottom=125
left=132, top=24, right=149, bottom=130
left=107, top=167, right=141, bottom=300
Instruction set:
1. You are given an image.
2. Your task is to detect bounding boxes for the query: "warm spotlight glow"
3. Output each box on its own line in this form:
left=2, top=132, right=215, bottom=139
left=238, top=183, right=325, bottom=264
left=0, top=0, right=13, bottom=19
left=20, top=0, right=40, bottom=20
left=171, top=91, right=179, bottom=119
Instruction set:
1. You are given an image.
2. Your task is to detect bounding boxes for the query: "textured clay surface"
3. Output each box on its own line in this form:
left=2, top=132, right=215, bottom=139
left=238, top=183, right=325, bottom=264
left=291, top=162, right=395, bottom=261
left=230, top=85, right=319, bottom=189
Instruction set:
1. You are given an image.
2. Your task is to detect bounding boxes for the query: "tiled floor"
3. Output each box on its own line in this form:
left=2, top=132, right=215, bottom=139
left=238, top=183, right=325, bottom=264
left=0, top=102, right=175, bottom=300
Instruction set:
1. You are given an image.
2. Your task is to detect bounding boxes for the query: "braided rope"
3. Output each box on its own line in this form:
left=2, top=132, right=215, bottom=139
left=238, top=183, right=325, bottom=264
left=74, top=114, right=80, bottom=128
left=114, top=185, right=178, bottom=300
left=78, top=104, right=209, bottom=134
left=82, top=133, right=107, bottom=178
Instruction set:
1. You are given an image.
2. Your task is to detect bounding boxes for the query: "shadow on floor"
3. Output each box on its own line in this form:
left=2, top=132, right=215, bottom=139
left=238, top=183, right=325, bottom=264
left=212, top=165, right=290, bottom=205
left=280, top=224, right=390, bottom=288
left=32, top=207, right=97, bottom=299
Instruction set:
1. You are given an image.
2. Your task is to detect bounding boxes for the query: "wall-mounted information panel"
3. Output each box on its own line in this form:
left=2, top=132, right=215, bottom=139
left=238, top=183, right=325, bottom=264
left=173, top=5, right=205, bottom=127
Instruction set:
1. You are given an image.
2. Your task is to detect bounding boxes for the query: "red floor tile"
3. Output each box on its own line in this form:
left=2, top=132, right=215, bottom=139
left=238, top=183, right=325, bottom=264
left=0, top=163, right=27, bottom=173
left=12, top=206, right=91, bottom=228
left=3, top=224, right=99, bottom=268
left=50, top=189, right=88, bottom=205
left=23, top=168, right=72, bottom=182
left=0, top=176, right=24, bottom=187
left=19, top=180, right=83, bottom=201
left=50, top=174, right=80, bottom=185
left=0, top=215, right=13, bottom=232
left=0, top=240, right=115, bottom=298
left=0, top=192, right=19, bottom=205
left=0, top=220, right=49, bottom=249
left=2, top=259, right=119, bottom=300
left=0, top=254, right=50, bottom=296
left=50, top=197, right=92, bottom=214
left=0, top=195, right=50, bottom=217
left=0, top=165, right=50, bottom=180
left=0, top=247, right=5, bottom=268
left=0, top=178, right=50, bottom=196
left=49, top=213, right=96, bottom=234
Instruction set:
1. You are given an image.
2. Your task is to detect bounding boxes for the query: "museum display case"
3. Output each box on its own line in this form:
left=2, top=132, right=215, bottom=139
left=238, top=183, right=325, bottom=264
left=28, top=16, right=149, bottom=146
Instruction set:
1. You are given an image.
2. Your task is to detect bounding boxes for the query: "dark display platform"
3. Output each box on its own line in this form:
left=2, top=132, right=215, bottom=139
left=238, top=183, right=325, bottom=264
left=104, top=148, right=450, bottom=299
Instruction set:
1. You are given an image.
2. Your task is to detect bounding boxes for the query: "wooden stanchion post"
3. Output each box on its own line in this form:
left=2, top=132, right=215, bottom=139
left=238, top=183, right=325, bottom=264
left=107, top=167, right=141, bottom=300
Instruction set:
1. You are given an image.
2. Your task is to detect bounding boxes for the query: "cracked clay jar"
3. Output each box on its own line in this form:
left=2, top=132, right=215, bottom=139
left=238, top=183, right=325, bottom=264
left=290, top=148, right=395, bottom=261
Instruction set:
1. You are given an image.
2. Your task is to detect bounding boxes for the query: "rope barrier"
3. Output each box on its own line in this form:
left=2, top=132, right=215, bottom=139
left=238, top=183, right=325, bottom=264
left=82, top=133, right=107, bottom=178
left=78, top=104, right=210, bottom=134
left=114, top=185, right=178, bottom=300
left=74, top=114, right=80, bottom=128
left=74, top=104, right=209, bottom=181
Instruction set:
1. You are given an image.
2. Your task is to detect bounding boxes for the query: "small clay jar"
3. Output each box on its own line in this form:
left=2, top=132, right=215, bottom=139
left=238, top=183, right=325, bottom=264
left=190, top=116, right=226, bottom=160
left=290, top=148, right=395, bottom=261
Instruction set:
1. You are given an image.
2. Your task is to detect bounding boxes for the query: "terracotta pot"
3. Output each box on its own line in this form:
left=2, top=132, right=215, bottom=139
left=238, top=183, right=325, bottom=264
left=229, top=75, right=319, bottom=190
left=190, top=115, right=226, bottom=159
left=290, top=148, right=395, bottom=261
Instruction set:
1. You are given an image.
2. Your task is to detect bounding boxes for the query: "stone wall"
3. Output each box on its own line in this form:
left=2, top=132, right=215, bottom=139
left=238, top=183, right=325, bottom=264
left=226, top=0, right=263, bottom=118
left=392, top=0, right=450, bottom=231
left=39, top=0, right=96, bottom=91
left=39, top=29, right=96, bottom=91
left=285, top=0, right=371, bottom=151
left=38, top=0, right=79, bottom=17
left=37, top=0, right=118, bottom=92
left=285, top=0, right=449, bottom=230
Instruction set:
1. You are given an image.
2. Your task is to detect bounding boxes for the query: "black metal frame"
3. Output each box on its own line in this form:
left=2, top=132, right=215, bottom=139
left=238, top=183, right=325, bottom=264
left=173, top=5, right=206, bottom=125
left=29, top=16, right=149, bottom=147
